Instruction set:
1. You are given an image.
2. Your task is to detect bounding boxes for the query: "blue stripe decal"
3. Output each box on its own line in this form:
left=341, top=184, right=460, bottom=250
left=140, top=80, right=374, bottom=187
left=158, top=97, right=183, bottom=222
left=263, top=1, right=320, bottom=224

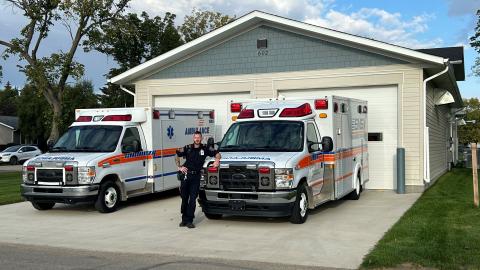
left=125, top=176, right=148, bottom=182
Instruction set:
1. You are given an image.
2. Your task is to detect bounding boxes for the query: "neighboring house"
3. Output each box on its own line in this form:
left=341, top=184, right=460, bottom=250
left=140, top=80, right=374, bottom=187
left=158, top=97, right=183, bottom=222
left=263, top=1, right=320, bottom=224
left=109, top=11, right=463, bottom=192
left=0, top=116, right=21, bottom=146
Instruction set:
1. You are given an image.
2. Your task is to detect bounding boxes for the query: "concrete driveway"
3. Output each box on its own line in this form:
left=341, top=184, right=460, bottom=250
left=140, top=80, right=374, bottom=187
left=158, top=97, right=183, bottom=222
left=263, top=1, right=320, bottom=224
left=0, top=190, right=419, bottom=269
left=0, top=164, right=22, bottom=172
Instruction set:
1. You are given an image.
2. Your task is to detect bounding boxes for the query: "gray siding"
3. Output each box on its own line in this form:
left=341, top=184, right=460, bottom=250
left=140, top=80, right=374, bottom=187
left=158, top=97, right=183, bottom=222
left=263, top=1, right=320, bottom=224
left=0, top=125, right=13, bottom=145
left=426, top=83, right=450, bottom=181
left=148, top=26, right=405, bottom=79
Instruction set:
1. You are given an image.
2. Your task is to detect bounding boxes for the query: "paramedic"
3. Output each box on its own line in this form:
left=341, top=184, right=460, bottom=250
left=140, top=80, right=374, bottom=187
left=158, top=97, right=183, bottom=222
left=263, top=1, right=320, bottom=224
left=175, top=131, right=221, bottom=228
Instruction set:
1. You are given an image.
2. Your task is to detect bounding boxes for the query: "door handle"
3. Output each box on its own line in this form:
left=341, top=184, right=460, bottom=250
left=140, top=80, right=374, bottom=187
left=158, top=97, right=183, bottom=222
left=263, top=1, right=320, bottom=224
left=143, top=160, right=146, bottom=167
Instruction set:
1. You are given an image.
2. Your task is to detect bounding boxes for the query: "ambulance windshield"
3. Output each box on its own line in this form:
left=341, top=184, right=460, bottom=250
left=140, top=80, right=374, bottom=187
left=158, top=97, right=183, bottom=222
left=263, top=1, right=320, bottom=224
left=51, top=125, right=123, bottom=152
left=219, top=121, right=304, bottom=152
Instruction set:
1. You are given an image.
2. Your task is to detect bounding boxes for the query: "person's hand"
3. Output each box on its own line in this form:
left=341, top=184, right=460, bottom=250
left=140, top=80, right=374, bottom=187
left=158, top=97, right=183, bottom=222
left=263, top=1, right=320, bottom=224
left=212, top=159, right=220, bottom=168
left=178, top=166, right=188, bottom=174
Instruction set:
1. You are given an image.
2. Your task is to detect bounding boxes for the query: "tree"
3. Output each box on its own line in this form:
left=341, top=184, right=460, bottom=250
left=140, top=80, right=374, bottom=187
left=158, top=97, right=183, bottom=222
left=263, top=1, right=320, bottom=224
left=86, top=11, right=183, bottom=107
left=0, top=0, right=129, bottom=142
left=179, top=8, right=235, bottom=43
left=471, top=9, right=480, bottom=76
left=459, top=98, right=480, bottom=144
left=0, top=81, right=19, bottom=116
left=17, top=80, right=99, bottom=149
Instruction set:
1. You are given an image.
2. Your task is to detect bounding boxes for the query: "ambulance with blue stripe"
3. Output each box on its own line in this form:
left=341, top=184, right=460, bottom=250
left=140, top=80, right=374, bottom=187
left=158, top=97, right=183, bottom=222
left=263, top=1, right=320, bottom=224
left=21, top=107, right=215, bottom=213
left=200, top=97, right=368, bottom=224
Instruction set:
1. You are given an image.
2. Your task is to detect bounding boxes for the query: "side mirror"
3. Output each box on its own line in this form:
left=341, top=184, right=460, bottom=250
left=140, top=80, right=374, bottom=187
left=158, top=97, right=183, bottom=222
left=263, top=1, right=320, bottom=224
left=321, top=136, right=333, bottom=152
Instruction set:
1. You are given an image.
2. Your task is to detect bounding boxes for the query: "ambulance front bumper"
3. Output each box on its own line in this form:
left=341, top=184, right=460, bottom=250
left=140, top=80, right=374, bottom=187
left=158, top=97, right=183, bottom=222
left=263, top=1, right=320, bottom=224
left=199, top=189, right=297, bottom=217
left=21, top=184, right=99, bottom=204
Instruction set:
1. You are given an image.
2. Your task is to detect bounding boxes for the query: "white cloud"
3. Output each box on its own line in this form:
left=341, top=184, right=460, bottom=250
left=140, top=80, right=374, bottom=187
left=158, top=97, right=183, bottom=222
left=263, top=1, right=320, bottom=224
left=128, top=0, right=443, bottom=49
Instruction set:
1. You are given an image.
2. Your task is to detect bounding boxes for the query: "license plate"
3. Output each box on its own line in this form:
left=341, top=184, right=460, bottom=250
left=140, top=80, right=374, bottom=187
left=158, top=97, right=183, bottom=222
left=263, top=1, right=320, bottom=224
left=229, top=200, right=246, bottom=211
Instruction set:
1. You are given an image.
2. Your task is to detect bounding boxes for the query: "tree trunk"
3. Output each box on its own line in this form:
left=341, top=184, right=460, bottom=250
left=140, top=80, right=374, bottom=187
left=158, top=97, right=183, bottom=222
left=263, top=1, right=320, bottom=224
left=48, top=98, right=62, bottom=143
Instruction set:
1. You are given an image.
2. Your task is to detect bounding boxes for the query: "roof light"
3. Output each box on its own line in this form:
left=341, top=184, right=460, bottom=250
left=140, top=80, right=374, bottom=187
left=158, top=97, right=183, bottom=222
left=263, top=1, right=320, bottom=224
left=315, top=99, right=328, bottom=110
left=76, top=116, right=92, bottom=122
left=102, top=114, right=132, bottom=121
left=279, top=103, right=312, bottom=117
left=231, top=103, right=242, bottom=113
left=153, top=110, right=160, bottom=119
left=237, top=109, right=254, bottom=119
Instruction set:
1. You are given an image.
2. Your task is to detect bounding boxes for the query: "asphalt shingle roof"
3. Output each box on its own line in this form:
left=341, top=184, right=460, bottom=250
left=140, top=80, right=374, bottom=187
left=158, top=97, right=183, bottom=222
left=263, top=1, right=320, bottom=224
left=0, top=116, right=19, bottom=130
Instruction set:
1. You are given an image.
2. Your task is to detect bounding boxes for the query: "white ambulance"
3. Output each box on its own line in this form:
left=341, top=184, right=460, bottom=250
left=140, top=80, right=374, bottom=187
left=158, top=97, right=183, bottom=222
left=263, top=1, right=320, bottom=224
left=200, top=96, right=368, bottom=224
left=21, top=107, right=215, bottom=213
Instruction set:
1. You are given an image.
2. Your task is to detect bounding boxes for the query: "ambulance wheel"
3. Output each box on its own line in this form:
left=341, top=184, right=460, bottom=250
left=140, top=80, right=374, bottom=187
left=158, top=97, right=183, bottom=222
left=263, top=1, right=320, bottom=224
left=347, top=173, right=361, bottom=200
left=290, top=183, right=309, bottom=224
left=95, top=181, right=120, bottom=213
left=31, top=201, right=55, bottom=210
left=204, top=212, right=222, bottom=220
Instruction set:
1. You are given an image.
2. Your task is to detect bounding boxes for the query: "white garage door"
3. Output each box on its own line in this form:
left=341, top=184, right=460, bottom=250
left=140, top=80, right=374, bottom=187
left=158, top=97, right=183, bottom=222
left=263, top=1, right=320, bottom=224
left=279, top=85, right=398, bottom=190
left=154, top=92, right=251, bottom=141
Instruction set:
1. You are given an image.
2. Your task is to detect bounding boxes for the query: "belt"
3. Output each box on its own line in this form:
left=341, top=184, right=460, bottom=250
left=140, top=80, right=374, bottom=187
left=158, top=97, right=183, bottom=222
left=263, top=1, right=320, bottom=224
left=187, top=170, right=201, bottom=175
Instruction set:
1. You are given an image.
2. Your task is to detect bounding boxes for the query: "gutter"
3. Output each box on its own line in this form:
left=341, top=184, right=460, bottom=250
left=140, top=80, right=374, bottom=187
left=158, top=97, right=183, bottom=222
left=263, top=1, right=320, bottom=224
left=119, top=85, right=136, bottom=97
left=422, top=60, right=450, bottom=183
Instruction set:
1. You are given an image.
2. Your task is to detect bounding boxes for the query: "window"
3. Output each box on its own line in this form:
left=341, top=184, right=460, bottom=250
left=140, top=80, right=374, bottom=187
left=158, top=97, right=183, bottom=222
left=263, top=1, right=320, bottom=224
left=368, top=132, right=383, bottom=141
left=25, top=147, right=36, bottom=152
left=306, top=123, right=319, bottom=152
left=121, top=127, right=142, bottom=152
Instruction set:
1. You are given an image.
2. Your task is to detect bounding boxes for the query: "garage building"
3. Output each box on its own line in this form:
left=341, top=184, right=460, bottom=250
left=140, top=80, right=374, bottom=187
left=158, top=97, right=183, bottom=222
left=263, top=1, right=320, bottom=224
left=110, top=11, right=464, bottom=192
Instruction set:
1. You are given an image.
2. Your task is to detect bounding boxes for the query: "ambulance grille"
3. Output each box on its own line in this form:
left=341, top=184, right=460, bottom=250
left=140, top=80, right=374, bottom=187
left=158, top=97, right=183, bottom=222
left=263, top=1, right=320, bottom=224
left=220, top=166, right=259, bottom=191
left=36, top=169, right=63, bottom=183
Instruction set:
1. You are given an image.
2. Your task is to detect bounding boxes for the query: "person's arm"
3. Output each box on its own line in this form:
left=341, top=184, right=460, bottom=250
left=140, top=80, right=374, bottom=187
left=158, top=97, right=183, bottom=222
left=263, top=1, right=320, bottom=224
left=212, top=152, right=221, bottom=168
left=176, top=147, right=188, bottom=173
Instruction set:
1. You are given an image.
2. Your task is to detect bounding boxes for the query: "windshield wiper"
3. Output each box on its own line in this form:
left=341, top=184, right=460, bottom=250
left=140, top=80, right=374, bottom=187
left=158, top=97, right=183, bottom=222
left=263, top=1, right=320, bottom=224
left=50, top=146, right=67, bottom=152
left=73, top=147, right=100, bottom=152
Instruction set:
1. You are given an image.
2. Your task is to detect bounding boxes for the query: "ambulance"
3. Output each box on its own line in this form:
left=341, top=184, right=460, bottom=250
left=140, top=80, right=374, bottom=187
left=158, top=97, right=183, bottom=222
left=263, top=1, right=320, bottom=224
left=200, top=96, right=368, bottom=224
left=21, top=107, right=215, bottom=213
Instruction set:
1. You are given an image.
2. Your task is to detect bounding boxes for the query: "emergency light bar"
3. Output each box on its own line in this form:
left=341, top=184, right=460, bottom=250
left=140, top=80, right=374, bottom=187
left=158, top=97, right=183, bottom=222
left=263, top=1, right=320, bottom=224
left=237, top=109, right=254, bottom=119
left=102, top=114, right=132, bottom=121
left=314, top=99, right=328, bottom=110
left=231, top=103, right=242, bottom=113
left=279, top=103, right=312, bottom=117
left=76, top=116, right=92, bottom=122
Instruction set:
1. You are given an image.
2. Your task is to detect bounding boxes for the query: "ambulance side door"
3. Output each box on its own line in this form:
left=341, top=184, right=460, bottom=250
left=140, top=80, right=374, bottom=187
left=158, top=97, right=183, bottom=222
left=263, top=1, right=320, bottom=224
left=306, top=122, right=324, bottom=196
left=120, top=126, right=148, bottom=192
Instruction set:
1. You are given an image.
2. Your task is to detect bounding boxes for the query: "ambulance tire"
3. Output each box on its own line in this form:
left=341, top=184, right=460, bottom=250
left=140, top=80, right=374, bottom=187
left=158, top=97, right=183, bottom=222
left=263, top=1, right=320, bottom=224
left=95, top=181, right=120, bottom=213
left=204, top=212, right=223, bottom=220
left=347, top=173, right=361, bottom=200
left=290, top=183, right=309, bottom=224
left=31, top=201, right=55, bottom=210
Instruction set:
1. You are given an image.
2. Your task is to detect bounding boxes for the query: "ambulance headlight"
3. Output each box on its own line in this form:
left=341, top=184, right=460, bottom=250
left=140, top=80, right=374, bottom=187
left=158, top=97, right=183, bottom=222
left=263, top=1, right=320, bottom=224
left=78, top=166, right=96, bottom=184
left=275, top=168, right=294, bottom=189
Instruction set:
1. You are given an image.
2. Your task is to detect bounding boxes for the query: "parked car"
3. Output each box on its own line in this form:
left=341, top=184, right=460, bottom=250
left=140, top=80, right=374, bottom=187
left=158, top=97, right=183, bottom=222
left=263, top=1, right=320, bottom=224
left=0, top=145, right=42, bottom=165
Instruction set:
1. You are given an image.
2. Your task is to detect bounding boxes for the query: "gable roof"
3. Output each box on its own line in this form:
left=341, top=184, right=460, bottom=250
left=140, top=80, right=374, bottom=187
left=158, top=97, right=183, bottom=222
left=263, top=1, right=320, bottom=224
left=0, top=116, right=18, bottom=130
left=417, top=46, right=465, bottom=81
left=109, top=10, right=447, bottom=85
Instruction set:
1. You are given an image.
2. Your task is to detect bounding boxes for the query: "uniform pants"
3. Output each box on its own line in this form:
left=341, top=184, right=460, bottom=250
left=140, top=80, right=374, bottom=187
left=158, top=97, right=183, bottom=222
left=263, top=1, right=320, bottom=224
left=180, top=174, right=200, bottom=224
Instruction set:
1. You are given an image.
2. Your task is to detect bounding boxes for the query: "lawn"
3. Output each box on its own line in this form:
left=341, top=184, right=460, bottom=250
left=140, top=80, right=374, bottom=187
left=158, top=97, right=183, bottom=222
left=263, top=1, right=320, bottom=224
left=0, top=172, right=23, bottom=205
left=362, top=168, right=480, bottom=269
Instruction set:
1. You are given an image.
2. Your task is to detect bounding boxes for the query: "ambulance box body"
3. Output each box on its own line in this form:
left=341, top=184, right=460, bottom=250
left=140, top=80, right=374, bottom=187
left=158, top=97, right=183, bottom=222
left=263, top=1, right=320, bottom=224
left=21, top=107, right=214, bottom=212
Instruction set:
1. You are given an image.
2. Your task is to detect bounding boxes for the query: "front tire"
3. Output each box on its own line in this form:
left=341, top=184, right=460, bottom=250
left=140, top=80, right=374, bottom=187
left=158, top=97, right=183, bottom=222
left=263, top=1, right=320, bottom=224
left=31, top=201, right=55, bottom=210
left=9, top=156, right=18, bottom=165
left=95, top=181, right=120, bottom=213
left=290, top=183, right=309, bottom=224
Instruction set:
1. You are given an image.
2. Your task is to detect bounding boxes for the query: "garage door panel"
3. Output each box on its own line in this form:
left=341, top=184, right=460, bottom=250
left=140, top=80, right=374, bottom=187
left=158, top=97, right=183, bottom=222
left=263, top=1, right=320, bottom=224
left=279, top=85, right=397, bottom=190
left=154, top=92, right=251, bottom=141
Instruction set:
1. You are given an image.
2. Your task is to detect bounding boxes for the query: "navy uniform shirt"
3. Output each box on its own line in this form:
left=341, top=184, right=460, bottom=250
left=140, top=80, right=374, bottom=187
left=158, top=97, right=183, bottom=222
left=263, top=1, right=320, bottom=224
left=176, top=144, right=217, bottom=172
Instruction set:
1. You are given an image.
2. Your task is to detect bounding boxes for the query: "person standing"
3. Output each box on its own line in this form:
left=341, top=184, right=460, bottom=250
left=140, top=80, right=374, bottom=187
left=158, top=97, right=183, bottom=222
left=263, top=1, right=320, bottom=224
left=175, top=131, right=221, bottom=228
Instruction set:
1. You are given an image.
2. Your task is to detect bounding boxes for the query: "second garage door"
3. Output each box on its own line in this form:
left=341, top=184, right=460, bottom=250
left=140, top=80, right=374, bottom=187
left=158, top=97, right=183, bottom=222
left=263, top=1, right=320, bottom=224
left=154, top=92, right=251, bottom=141
left=279, top=85, right=398, bottom=190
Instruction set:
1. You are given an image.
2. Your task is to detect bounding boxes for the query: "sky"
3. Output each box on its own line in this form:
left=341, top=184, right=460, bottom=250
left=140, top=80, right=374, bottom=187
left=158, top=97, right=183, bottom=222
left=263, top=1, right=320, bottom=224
left=0, top=0, right=479, bottom=98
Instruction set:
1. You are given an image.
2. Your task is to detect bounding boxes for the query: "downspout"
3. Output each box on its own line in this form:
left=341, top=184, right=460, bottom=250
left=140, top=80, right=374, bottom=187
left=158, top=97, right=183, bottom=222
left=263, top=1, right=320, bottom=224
left=119, top=85, right=136, bottom=97
left=422, top=60, right=449, bottom=183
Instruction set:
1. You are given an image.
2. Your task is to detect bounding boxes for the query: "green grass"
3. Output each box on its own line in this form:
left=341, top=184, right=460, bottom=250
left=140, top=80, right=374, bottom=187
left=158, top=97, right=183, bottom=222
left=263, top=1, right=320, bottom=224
left=0, top=172, right=23, bottom=205
left=362, top=168, right=480, bottom=269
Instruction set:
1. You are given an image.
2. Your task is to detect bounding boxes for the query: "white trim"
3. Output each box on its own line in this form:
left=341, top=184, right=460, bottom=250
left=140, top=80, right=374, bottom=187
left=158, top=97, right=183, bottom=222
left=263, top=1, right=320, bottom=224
left=109, top=11, right=445, bottom=85
left=0, top=122, right=15, bottom=130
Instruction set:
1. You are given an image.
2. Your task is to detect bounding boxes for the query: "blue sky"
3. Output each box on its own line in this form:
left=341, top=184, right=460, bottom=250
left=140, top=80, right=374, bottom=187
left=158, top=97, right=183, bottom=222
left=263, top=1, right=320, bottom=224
left=0, top=0, right=478, bottom=98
